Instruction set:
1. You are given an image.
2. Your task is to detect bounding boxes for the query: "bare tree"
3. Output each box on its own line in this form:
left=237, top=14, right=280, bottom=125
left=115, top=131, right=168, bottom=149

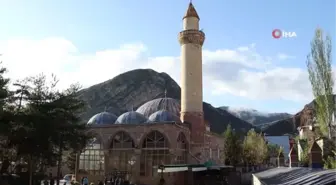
left=306, top=28, right=333, bottom=138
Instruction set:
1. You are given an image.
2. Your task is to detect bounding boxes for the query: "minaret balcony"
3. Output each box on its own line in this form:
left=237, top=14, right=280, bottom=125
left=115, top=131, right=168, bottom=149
left=178, top=29, right=205, bottom=46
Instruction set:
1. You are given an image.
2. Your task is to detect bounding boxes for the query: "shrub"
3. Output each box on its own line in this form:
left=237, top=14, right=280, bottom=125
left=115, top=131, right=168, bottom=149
left=71, top=181, right=80, bottom=185
left=324, top=156, right=336, bottom=169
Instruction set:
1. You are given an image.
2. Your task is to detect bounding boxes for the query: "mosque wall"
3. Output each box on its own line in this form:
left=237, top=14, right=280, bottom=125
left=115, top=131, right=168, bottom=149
left=90, top=123, right=190, bottom=149
left=205, top=133, right=225, bottom=164
left=76, top=123, right=190, bottom=184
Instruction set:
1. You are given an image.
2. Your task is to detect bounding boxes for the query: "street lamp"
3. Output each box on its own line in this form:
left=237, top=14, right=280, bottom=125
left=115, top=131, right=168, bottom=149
left=158, top=165, right=164, bottom=179
left=128, top=156, right=136, bottom=183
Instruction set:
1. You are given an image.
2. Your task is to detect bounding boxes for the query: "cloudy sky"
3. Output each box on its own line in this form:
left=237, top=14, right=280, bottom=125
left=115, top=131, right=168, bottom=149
left=0, top=0, right=335, bottom=114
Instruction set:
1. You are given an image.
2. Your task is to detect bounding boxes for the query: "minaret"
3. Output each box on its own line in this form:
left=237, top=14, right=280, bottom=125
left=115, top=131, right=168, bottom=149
left=179, top=2, right=205, bottom=151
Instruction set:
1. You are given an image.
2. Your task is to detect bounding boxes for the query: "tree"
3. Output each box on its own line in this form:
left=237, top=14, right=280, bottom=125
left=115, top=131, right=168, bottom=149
left=306, top=28, right=334, bottom=138
left=0, top=63, right=10, bottom=112
left=323, top=148, right=336, bottom=169
left=0, top=63, right=12, bottom=175
left=266, top=144, right=281, bottom=162
left=222, top=124, right=242, bottom=166
left=8, top=74, right=91, bottom=185
left=47, top=82, right=91, bottom=185
left=66, top=152, right=77, bottom=172
left=300, top=145, right=309, bottom=166
left=242, top=129, right=268, bottom=166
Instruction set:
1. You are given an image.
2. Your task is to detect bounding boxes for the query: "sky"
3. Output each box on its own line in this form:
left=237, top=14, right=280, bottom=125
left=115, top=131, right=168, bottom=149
left=0, top=0, right=335, bottom=114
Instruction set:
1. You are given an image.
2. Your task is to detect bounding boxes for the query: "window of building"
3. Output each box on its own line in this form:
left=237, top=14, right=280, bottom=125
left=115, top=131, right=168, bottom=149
left=79, top=138, right=105, bottom=175
left=109, top=131, right=135, bottom=174
left=176, top=132, right=188, bottom=164
left=140, top=131, right=170, bottom=177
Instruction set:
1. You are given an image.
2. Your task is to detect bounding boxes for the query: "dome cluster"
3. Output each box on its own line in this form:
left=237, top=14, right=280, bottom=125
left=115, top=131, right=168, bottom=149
left=87, top=98, right=181, bottom=125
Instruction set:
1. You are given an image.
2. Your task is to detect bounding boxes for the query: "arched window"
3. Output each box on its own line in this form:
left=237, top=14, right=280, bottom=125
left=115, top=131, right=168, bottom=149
left=111, top=131, right=135, bottom=148
left=176, top=132, right=188, bottom=164
left=108, top=131, right=135, bottom=174
left=142, top=130, right=169, bottom=148
left=140, top=131, right=170, bottom=177
left=79, top=138, right=105, bottom=175
left=177, top=132, right=187, bottom=149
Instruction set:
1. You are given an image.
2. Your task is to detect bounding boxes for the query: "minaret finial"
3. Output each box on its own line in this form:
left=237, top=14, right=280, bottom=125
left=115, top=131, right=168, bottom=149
left=163, top=90, right=168, bottom=110
left=183, top=0, right=199, bottom=20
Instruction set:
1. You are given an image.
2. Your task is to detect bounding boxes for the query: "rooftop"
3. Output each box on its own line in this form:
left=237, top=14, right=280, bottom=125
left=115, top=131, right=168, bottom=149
left=253, top=167, right=336, bottom=185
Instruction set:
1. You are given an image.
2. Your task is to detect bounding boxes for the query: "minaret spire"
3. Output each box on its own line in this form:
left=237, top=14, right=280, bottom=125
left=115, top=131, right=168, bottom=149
left=183, top=0, right=200, bottom=20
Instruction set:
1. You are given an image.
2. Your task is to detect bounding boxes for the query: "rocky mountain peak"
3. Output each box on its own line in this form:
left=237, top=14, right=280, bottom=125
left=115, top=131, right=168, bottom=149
left=78, top=69, right=255, bottom=134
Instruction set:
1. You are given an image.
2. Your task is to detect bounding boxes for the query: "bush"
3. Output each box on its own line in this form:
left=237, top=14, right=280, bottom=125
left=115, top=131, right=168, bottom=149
left=71, top=181, right=80, bottom=185
left=324, top=156, right=336, bottom=169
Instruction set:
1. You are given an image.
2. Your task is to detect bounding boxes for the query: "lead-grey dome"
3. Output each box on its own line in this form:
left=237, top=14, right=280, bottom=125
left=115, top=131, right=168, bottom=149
left=136, top=98, right=181, bottom=117
left=115, top=111, right=148, bottom=124
left=87, top=112, right=118, bottom=125
left=148, top=110, right=181, bottom=123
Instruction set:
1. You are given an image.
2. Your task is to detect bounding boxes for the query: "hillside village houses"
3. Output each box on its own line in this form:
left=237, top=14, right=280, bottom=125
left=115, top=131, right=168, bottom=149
left=296, top=102, right=336, bottom=160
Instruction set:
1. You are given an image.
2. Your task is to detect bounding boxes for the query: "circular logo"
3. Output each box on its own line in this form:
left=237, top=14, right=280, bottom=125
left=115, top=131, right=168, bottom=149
left=272, top=29, right=282, bottom=39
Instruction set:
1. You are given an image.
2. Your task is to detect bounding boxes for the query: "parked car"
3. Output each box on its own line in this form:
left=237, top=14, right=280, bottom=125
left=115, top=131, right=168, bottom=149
left=59, top=174, right=74, bottom=185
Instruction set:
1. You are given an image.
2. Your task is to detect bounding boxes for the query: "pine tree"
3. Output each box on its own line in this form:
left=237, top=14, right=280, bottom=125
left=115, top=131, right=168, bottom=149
left=0, top=63, right=11, bottom=174
left=222, top=124, right=242, bottom=166
left=9, top=74, right=91, bottom=185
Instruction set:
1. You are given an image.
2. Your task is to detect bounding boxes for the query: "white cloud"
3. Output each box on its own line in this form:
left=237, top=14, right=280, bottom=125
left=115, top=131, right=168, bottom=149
left=0, top=37, right=314, bottom=102
left=277, top=53, right=296, bottom=60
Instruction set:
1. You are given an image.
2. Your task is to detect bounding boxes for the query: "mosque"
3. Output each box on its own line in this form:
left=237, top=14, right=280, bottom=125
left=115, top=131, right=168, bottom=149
left=76, top=2, right=225, bottom=184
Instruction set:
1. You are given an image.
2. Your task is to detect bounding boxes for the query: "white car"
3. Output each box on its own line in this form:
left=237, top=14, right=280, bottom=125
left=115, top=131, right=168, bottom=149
left=59, top=174, right=74, bottom=185
left=41, top=174, right=75, bottom=185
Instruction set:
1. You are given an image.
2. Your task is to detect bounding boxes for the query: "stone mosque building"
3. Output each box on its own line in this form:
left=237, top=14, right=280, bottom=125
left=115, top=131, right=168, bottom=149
left=76, top=2, right=225, bottom=184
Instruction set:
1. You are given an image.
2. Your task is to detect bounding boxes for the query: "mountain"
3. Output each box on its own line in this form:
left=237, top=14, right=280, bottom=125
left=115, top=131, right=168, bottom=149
left=262, top=96, right=336, bottom=136
left=77, top=69, right=255, bottom=134
left=219, top=106, right=292, bottom=127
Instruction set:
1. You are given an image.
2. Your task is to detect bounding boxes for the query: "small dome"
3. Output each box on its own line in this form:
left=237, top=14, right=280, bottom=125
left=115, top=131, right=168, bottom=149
left=115, top=111, right=148, bottom=124
left=136, top=98, right=181, bottom=117
left=87, top=112, right=117, bottom=125
left=148, top=110, right=181, bottom=123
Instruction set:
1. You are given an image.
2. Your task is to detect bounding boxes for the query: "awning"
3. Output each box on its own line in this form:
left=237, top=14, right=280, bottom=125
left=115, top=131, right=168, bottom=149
left=157, top=166, right=207, bottom=173
left=156, top=163, right=233, bottom=173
